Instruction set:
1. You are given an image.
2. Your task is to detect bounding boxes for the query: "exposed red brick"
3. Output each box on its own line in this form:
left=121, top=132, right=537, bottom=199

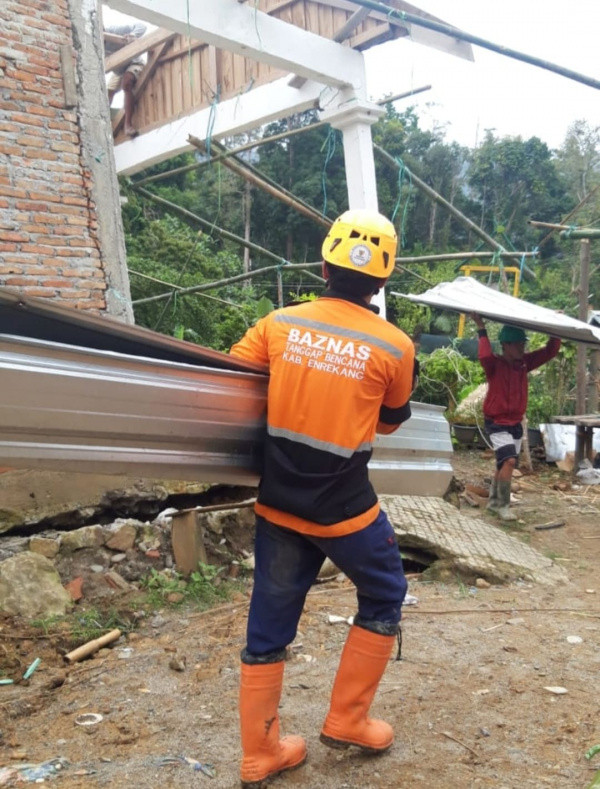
left=0, top=1, right=111, bottom=313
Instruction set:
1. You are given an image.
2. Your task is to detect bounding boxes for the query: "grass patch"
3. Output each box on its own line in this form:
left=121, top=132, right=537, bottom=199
left=31, top=607, right=135, bottom=649
left=141, top=563, right=242, bottom=610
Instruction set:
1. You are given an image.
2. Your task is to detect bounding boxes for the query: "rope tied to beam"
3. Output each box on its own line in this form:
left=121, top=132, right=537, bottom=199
left=205, top=86, right=221, bottom=160
left=321, top=127, right=339, bottom=218
left=391, top=157, right=413, bottom=248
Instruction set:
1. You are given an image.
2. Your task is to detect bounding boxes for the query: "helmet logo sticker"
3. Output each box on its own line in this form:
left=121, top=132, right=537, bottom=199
left=349, top=243, right=372, bottom=267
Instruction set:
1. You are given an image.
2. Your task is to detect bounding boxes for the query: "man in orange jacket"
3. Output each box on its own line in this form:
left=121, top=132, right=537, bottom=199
left=230, top=209, right=417, bottom=787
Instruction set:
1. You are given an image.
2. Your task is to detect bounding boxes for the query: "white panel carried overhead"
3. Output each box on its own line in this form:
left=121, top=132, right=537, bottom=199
left=393, top=277, right=600, bottom=346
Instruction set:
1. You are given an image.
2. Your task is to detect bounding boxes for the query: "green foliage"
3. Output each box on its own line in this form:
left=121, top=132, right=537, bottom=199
left=119, top=107, right=599, bottom=370
left=468, top=131, right=571, bottom=249
left=525, top=335, right=576, bottom=425
left=70, top=608, right=133, bottom=643
left=30, top=615, right=62, bottom=636
left=413, top=347, right=484, bottom=412
left=141, top=564, right=238, bottom=610
left=31, top=608, right=133, bottom=645
left=122, top=201, right=270, bottom=350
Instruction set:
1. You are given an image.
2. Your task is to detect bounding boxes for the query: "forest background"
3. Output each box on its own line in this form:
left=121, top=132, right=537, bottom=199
left=121, top=106, right=600, bottom=426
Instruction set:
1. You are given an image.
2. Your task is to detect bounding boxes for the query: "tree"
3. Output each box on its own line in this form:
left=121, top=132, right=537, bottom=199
left=468, top=132, right=571, bottom=251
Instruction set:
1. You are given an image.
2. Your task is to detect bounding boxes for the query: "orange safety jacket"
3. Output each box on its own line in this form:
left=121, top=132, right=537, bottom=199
left=230, top=290, right=415, bottom=537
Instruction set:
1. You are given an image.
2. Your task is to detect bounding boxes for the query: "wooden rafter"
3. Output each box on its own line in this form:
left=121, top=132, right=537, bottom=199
left=112, top=39, right=174, bottom=137
left=104, top=28, right=176, bottom=73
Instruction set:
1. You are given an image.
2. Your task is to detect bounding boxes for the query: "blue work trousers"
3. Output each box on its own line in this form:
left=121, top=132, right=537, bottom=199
left=246, top=509, right=407, bottom=658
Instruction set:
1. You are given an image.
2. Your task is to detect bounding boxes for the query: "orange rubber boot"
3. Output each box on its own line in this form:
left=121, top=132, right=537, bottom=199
left=239, top=661, right=307, bottom=788
left=320, top=625, right=396, bottom=753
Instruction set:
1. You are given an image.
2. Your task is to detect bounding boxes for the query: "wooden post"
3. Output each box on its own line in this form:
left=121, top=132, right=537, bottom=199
left=171, top=510, right=208, bottom=576
left=588, top=349, right=600, bottom=412
left=576, top=240, right=590, bottom=415
left=520, top=416, right=533, bottom=472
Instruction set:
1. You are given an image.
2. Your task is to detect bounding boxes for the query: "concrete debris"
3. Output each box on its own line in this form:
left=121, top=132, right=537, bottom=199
left=103, top=520, right=138, bottom=551
left=104, top=570, right=131, bottom=591
left=29, top=536, right=60, bottom=559
left=381, top=495, right=568, bottom=586
left=60, top=525, right=104, bottom=553
left=0, top=552, right=72, bottom=617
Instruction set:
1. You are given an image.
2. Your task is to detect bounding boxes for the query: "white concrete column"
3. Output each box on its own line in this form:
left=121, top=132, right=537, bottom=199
left=320, top=96, right=388, bottom=316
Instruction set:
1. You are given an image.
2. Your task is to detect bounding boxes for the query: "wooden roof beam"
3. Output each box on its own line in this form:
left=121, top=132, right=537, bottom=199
left=104, top=27, right=177, bottom=73
left=104, top=0, right=366, bottom=89
left=111, top=39, right=173, bottom=138
left=113, top=76, right=333, bottom=175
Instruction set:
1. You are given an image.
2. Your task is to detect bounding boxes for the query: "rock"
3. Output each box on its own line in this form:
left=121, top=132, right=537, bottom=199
left=137, top=523, right=163, bottom=552
left=60, top=525, right=104, bottom=553
left=29, top=536, right=60, bottom=559
left=200, top=507, right=255, bottom=538
left=168, top=655, right=186, bottom=672
left=103, top=520, right=139, bottom=551
left=103, top=570, right=130, bottom=591
left=475, top=578, right=491, bottom=589
left=0, top=552, right=72, bottom=617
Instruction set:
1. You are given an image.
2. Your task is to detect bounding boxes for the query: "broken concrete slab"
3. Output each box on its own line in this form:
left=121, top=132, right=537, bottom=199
left=0, top=468, right=211, bottom=534
left=381, top=495, right=568, bottom=585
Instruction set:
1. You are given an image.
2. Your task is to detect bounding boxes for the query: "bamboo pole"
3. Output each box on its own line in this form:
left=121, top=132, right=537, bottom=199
left=346, top=0, right=600, bottom=91
left=529, top=220, right=574, bottom=231
left=560, top=228, right=600, bottom=240
left=374, top=144, right=527, bottom=273
left=134, top=186, right=294, bottom=264
left=532, top=185, right=600, bottom=248
left=65, top=629, right=122, bottom=664
left=133, top=86, right=432, bottom=187
left=531, top=220, right=600, bottom=239
left=397, top=251, right=536, bottom=264
left=133, top=260, right=324, bottom=305
left=576, top=240, right=591, bottom=414
left=188, top=135, right=330, bottom=228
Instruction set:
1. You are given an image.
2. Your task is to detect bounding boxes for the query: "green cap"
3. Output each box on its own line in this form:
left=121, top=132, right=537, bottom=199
left=499, top=324, right=526, bottom=344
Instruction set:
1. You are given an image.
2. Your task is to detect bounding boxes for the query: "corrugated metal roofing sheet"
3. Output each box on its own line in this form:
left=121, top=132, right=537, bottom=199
left=394, top=277, right=600, bottom=346
left=0, top=287, right=267, bottom=375
left=0, top=288, right=453, bottom=496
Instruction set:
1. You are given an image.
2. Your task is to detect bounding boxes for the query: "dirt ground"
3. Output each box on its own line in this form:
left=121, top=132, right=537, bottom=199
left=1, top=449, right=600, bottom=789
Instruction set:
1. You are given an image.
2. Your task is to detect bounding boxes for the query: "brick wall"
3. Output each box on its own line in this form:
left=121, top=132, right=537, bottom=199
left=0, top=0, right=108, bottom=312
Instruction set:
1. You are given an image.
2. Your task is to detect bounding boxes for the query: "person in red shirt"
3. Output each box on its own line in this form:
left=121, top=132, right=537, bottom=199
left=472, top=314, right=561, bottom=521
left=230, top=209, right=417, bottom=788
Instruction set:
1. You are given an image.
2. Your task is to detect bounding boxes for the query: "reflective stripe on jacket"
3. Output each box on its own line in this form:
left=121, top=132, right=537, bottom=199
left=230, top=292, right=415, bottom=536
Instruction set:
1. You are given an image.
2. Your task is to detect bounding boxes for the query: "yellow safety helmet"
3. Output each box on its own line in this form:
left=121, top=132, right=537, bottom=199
left=321, top=209, right=398, bottom=278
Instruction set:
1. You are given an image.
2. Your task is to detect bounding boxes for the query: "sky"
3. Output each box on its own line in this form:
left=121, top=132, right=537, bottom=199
left=103, top=1, right=600, bottom=151
left=364, top=0, right=600, bottom=150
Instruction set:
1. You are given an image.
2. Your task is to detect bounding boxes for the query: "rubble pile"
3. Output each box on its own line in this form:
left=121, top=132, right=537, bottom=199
left=0, top=505, right=256, bottom=618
